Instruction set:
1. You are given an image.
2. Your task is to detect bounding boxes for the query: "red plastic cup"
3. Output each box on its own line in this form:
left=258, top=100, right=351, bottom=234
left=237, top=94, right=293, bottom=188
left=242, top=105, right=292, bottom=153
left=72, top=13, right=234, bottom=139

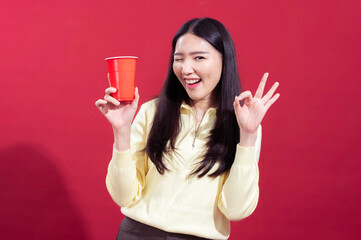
left=105, top=56, right=138, bottom=102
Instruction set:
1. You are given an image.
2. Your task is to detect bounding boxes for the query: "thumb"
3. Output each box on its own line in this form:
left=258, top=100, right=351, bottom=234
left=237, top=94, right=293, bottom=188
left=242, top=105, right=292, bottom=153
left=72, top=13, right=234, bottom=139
left=131, top=87, right=140, bottom=109
left=233, top=96, right=242, bottom=113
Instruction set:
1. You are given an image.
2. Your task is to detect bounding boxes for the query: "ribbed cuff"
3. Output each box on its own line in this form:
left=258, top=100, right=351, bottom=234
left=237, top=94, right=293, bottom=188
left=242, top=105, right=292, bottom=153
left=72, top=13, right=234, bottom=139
left=233, top=144, right=255, bottom=165
left=112, top=145, right=133, bottom=168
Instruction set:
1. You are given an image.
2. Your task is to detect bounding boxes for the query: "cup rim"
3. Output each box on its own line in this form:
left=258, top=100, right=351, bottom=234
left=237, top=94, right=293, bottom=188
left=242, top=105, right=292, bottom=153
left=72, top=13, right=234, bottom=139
left=105, top=56, right=138, bottom=61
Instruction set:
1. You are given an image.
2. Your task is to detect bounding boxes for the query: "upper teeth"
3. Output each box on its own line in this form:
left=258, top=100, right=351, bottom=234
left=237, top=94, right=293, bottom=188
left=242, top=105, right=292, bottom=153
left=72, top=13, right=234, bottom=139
left=185, top=79, right=201, bottom=84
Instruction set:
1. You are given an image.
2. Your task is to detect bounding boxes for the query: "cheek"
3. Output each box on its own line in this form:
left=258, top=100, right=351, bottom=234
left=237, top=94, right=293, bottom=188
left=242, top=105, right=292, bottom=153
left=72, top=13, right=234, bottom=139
left=212, top=60, right=223, bottom=83
left=204, top=62, right=222, bottom=82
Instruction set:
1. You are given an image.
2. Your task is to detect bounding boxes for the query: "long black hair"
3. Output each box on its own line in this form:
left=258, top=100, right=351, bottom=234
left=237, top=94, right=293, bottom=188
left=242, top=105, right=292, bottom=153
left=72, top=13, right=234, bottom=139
left=146, top=18, right=241, bottom=178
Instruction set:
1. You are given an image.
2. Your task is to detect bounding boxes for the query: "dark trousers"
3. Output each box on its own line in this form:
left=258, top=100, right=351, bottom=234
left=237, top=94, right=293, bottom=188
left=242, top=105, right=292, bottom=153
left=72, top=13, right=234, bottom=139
left=116, top=216, right=212, bottom=240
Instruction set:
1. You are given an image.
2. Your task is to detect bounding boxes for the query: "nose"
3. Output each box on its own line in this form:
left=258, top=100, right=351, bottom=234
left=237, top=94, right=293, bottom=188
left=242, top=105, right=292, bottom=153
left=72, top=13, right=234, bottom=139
left=181, top=59, right=194, bottom=75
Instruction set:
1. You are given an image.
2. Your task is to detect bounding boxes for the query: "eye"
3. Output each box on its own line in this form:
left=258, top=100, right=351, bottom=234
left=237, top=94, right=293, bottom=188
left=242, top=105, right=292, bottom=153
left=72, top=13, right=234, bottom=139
left=174, top=58, right=183, bottom=62
left=195, top=56, right=205, bottom=61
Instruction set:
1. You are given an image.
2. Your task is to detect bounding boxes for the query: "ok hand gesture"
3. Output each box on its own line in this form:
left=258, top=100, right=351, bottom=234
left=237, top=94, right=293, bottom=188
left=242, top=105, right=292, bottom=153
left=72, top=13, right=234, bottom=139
left=233, top=73, right=280, bottom=146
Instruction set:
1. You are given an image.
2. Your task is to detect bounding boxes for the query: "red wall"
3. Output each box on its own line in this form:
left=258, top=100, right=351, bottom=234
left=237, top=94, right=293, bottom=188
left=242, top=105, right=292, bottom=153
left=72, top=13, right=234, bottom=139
left=1, top=0, right=360, bottom=239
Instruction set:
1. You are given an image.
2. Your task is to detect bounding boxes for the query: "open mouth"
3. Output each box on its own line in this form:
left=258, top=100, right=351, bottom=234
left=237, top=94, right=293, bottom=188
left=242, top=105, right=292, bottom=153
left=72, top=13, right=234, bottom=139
left=185, top=78, right=202, bottom=85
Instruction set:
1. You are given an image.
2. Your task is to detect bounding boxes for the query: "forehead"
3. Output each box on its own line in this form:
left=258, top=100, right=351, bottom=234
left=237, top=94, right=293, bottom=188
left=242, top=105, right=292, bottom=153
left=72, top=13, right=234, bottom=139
left=174, top=33, right=215, bottom=53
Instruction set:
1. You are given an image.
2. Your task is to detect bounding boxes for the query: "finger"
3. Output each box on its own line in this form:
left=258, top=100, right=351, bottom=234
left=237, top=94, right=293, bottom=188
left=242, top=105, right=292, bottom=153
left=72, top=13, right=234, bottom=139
left=254, top=72, right=269, bottom=98
left=237, top=91, right=253, bottom=105
left=104, top=94, right=120, bottom=106
left=265, top=93, right=280, bottom=111
left=131, top=87, right=140, bottom=109
left=233, top=96, right=241, bottom=111
left=262, top=82, right=279, bottom=103
left=95, top=99, right=107, bottom=108
left=237, top=90, right=252, bottom=100
left=105, top=87, right=117, bottom=95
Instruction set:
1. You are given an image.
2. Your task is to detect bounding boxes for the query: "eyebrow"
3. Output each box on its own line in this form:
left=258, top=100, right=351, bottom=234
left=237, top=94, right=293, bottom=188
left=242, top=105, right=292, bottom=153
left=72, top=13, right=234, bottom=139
left=173, top=51, right=210, bottom=56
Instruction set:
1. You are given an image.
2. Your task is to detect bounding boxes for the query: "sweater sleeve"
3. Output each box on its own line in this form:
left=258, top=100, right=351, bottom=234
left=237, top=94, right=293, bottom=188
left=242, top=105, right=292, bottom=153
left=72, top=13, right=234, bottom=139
left=105, top=102, right=153, bottom=208
left=217, top=125, right=262, bottom=221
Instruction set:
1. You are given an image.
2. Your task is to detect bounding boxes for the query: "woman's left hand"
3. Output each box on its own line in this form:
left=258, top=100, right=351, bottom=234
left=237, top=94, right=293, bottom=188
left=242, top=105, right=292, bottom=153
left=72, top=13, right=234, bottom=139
left=233, top=72, right=280, bottom=146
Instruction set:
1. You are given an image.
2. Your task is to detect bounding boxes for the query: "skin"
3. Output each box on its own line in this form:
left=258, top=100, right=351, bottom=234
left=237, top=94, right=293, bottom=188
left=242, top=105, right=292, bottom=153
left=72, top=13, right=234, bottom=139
left=95, top=34, right=280, bottom=150
left=173, top=33, right=223, bottom=130
left=234, top=72, right=280, bottom=146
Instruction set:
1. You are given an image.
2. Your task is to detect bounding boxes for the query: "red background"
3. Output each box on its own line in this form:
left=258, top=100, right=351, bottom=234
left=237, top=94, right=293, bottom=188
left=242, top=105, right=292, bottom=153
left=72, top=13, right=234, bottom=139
left=1, top=0, right=360, bottom=239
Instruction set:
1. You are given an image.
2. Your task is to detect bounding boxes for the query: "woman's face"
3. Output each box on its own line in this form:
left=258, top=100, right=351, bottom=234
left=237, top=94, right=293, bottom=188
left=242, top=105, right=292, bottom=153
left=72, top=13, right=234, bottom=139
left=173, top=33, right=223, bottom=106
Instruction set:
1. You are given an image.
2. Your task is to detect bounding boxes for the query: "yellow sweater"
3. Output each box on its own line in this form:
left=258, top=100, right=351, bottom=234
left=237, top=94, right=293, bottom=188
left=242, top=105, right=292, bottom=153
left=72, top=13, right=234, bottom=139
left=106, top=99, right=261, bottom=240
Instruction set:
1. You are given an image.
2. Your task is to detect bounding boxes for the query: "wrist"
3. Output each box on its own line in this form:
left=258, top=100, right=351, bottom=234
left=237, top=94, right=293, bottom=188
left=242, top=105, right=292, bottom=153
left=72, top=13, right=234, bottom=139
left=239, top=131, right=257, bottom=147
left=112, top=123, right=131, bottom=133
left=113, top=124, right=131, bottom=152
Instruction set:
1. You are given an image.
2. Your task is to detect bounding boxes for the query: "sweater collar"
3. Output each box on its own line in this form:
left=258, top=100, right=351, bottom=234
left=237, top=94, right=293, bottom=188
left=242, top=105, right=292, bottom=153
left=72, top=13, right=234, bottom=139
left=180, top=102, right=217, bottom=112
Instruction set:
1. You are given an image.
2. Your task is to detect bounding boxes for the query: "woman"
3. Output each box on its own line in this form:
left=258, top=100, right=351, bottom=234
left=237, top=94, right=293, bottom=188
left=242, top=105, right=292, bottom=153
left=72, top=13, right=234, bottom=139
left=95, top=18, right=280, bottom=240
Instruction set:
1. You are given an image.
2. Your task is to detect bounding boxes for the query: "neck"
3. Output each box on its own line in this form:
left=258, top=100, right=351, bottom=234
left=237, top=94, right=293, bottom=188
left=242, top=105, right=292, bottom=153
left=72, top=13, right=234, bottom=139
left=192, top=100, right=210, bottom=113
left=191, top=96, right=214, bottom=113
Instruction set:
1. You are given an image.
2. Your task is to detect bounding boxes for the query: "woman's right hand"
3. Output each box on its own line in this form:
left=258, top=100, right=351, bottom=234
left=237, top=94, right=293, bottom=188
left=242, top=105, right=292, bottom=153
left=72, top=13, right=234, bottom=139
left=95, top=87, right=140, bottom=131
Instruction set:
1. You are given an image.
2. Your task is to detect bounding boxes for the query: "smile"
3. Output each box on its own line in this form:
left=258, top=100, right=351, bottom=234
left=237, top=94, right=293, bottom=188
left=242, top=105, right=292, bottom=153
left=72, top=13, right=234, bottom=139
left=185, top=78, right=201, bottom=85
